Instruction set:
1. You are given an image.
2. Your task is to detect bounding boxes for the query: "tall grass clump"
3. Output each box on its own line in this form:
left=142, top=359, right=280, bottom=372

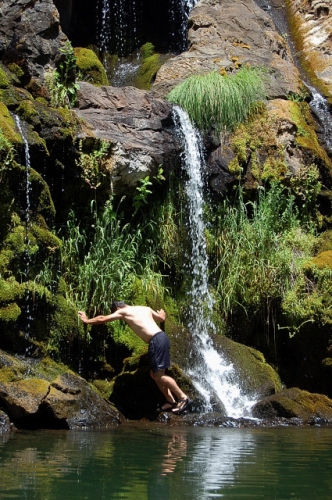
left=167, top=67, right=266, bottom=133
left=208, top=184, right=317, bottom=333
left=60, top=199, right=166, bottom=317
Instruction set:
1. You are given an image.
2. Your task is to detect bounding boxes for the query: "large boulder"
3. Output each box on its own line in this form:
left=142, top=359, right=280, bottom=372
left=0, top=0, right=67, bottom=82
left=252, top=387, right=332, bottom=423
left=74, top=82, right=180, bottom=194
left=0, top=351, right=121, bottom=429
left=152, top=0, right=303, bottom=99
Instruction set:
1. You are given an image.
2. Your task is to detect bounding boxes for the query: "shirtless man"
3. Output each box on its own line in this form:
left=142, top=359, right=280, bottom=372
left=78, top=302, right=190, bottom=414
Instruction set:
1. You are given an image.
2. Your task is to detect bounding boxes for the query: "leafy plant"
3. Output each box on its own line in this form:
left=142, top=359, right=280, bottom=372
left=167, top=67, right=266, bottom=133
left=60, top=199, right=166, bottom=317
left=132, top=167, right=165, bottom=214
left=76, top=139, right=112, bottom=189
left=45, top=41, right=80, bottom=108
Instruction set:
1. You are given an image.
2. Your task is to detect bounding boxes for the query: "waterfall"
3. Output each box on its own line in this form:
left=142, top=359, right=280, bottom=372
left=173, top=106, right=255, bottom=418
left=14, top=115, right=33, bottom=343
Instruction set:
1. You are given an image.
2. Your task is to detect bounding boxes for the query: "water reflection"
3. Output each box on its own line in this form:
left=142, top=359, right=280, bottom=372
left=0, top=426, right=332, bottom=499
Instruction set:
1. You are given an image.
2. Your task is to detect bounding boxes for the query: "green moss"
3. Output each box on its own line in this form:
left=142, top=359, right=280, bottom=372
left=0, top=366, right=20, bottom=383
left=134, top=54, right=163, bottom=90
left=6, top=63, right=24, bottom=79
left=74, top=47, right=109, bottom=86
left=30, top=225, right=61, bottom=252
left=17, top=100, right=39, bottom=121
left=229, top=111, right=287, bottom=183
left=140, top=42, right=155, bottom=59
left=0, top=102, right=22, bottom=144
left=0, top=277, right=23, bottom=302
left=0, top=302, right=21, bottom=321
left=289, top=101, right=332, bottom=168
left=0, top=68, right=10, bottom=89
left=92, top=379, right=114, bottom=400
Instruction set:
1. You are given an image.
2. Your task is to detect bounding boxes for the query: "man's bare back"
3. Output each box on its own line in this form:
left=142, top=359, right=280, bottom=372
left=78, top=305, right=166, bottom=344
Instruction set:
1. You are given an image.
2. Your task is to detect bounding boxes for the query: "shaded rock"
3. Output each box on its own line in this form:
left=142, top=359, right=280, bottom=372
left=74, top=82, right=180, bottom=194
left=252, top=387, right=332, bottom=423
left=0, top=0, right=67, bottom=82
left=152, top=0, right=302, bottom=99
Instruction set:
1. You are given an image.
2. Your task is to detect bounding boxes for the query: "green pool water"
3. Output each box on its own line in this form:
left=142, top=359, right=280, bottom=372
left=1, top=423, right=332, bottom=499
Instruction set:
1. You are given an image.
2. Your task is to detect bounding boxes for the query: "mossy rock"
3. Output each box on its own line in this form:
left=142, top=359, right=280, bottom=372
left=0, top=67, right=10, bottom=89
left=0, top=87, right=33, bottom=110
left=74, top=47, right=109, bottom=86
left=252, top=387, right=332, bottom=422
left=134, top=53, right=165, bottom=90
left=0, top=102, right=22, bottom=144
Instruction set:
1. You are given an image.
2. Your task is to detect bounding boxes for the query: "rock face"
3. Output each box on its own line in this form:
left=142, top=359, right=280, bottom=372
left=287, top=0, right=332, bottom=97
left=0, top=0, right=66, bottom=82
left=152, top=0, right=303, bottom=99
left=74, top=82, right=181, bottom=193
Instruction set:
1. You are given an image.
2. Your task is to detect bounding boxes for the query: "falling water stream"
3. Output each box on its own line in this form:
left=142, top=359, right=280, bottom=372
left=14, top=115, right=33, bottom=342
left=173, top=106, right=255, bottom=418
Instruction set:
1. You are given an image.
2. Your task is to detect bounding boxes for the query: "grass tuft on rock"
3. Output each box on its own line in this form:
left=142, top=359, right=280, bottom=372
left=167, top=67, right=266, bottom=133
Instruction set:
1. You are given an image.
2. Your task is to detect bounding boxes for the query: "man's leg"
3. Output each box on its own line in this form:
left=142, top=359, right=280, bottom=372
left=150, top=369, right=187, bottom=402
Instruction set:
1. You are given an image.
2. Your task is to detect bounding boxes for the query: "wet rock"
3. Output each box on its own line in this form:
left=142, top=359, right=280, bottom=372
left=152, top=0, right=302, bottom=99
left=287, top=0, right=332, bottom=98
left=74, top=82, right=180, bottom=194
left=252, top=387, right=332, bottom=423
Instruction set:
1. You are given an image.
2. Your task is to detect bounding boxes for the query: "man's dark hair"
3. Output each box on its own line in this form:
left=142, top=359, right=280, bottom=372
left=111, top=301, right=126, bottom=313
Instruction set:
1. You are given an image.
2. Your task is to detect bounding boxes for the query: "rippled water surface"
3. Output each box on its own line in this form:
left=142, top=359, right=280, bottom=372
left=1, top=424, right=332, bottom=499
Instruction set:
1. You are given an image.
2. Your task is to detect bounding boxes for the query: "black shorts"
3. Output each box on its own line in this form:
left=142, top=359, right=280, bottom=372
left=148, top=331, right=170, bottom=373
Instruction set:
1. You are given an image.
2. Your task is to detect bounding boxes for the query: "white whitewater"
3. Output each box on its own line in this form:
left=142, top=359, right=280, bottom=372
left=173, top=106, right=256, bottom=418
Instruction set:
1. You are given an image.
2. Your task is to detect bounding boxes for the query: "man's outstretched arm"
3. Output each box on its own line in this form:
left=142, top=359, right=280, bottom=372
left=78, top=310, right=122, bottom=324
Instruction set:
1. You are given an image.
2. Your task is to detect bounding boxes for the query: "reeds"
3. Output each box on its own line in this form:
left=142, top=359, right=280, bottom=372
left=167, top=67, right=266, bottom=133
